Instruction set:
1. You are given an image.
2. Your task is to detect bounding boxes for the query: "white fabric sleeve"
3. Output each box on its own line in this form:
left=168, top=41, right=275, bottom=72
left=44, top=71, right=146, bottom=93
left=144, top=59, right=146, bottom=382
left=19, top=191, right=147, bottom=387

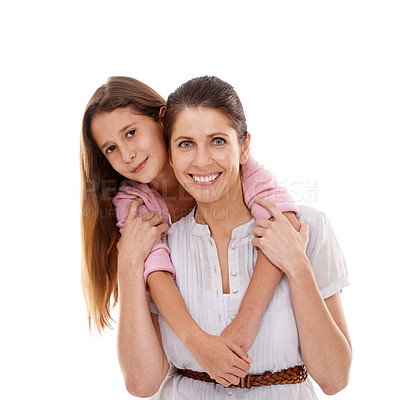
left=300, top=205, right=350, bottom=299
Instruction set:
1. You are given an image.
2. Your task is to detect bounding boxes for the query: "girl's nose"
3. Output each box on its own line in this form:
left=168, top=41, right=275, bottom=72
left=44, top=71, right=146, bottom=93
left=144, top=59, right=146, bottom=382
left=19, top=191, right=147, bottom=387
left=121, top=146, right=135, bottom=163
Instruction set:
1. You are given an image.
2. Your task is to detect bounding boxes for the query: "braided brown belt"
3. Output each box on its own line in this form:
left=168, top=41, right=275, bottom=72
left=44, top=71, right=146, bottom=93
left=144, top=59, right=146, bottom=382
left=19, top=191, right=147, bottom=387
left=177, top=364, right=308, bottom=389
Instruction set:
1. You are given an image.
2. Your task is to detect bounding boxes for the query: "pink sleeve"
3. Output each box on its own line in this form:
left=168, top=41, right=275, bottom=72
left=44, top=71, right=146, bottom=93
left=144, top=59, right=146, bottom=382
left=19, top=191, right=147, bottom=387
left=112, top=180, right=175, bottom=282
left=241, top=154, right=299, bottom=220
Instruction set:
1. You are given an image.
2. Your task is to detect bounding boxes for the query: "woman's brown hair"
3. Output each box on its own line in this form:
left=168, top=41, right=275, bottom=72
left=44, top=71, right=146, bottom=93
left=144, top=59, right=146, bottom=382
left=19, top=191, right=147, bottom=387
left=163, top=76, right=248, bottom=148
left=80, top=76, right=165, bottom=333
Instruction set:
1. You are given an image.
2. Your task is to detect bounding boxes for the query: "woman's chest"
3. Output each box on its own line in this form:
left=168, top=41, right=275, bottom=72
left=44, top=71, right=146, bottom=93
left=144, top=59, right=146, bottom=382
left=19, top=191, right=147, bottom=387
left=165, top=220, right=303, bottom=371
left=170, top=234, right=299, bottom=340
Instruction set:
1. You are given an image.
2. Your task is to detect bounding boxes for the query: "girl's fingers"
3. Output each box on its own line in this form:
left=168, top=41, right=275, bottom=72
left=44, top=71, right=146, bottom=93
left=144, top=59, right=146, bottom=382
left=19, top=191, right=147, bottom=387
left=215, top=377, right=232, bottom=388
left=226, top=340, right=252, bottom=367
left=223, top=373, right=241, bottom=386
left=231, top=366, right=247, bottom=378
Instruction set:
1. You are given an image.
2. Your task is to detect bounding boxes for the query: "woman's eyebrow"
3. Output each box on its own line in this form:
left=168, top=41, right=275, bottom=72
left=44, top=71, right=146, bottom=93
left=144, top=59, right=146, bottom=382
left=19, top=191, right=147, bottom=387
left=173, top=133, right=230, bottom=142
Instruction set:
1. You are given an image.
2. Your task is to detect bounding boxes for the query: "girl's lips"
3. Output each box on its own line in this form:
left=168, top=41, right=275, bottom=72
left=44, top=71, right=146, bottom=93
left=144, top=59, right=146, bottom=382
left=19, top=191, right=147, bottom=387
left=132, top=158, right=147, bottom=173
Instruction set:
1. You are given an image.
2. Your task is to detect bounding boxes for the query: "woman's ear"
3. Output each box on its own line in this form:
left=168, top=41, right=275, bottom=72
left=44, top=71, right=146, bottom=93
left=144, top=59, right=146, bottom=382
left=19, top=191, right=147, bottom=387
left=239, top=132, right=251, bottom=165
left=159, top=106, right=166, bottom=124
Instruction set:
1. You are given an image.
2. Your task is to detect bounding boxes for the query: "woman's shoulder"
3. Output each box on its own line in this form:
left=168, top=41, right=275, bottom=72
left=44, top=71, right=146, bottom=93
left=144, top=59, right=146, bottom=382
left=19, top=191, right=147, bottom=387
left=298, top=204, right=326, bottom=226
left=299, top=205, right=349, bottom=297
left=298, top=205, right=329, bottom=249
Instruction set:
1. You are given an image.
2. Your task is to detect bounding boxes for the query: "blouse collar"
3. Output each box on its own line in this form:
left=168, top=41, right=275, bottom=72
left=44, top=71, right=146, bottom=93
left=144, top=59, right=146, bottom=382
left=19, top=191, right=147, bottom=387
left=185, top=207, right=255, bottom=239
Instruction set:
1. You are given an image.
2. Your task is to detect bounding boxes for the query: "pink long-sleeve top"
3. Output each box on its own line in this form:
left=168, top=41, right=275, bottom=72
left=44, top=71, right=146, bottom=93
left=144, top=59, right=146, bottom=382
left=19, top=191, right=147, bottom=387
left=112, top=154, right=299, bottom=282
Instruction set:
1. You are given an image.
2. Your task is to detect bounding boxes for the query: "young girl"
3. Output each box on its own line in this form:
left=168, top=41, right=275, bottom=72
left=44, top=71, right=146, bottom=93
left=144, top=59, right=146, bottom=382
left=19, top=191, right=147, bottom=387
left=81, top=76, right=300, bottom=386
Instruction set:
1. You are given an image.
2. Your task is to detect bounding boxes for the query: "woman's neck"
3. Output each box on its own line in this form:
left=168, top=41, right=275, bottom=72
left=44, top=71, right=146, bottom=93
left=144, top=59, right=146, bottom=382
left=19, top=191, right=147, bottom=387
left=150, top=163, right=196, bottom=222
left=195, top=180, right=252, bottom=237
left=149, top=162, right=180, bottom=199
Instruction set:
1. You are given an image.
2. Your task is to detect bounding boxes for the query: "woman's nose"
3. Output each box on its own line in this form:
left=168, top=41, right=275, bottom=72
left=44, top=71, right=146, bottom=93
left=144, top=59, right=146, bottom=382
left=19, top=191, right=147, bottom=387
left=193, top=146, right=212, bottom=168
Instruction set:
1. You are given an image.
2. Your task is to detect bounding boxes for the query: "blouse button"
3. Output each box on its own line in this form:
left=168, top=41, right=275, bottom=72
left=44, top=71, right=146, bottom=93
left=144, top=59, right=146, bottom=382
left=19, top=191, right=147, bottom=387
left=232, top=288, right=238, bottom=294
left=227, top=389, right=233, bottom=396
left=230, top=242, right=237, bottom=250
left=230, top=270, right=237, bottom=276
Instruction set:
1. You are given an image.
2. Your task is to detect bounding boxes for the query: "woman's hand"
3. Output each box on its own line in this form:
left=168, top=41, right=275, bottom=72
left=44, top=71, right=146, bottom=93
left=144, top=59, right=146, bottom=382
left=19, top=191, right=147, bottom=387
left=186, top=331, right=252, bottom=387
left=117, top=198, right=169, bottom=268
left=251, top=198, right=309, bottom=275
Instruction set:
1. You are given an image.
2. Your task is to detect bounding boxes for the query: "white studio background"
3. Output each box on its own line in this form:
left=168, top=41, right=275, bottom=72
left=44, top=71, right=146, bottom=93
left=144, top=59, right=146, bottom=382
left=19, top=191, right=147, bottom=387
left=0, top=1, right=398, bottom=399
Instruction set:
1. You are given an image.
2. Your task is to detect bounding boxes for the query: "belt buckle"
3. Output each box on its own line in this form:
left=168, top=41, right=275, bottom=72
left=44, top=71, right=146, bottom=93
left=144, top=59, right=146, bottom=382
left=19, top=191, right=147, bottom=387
left=239, top=376, right=245, bottom=388
left=239, top=374, right=252, bottom=389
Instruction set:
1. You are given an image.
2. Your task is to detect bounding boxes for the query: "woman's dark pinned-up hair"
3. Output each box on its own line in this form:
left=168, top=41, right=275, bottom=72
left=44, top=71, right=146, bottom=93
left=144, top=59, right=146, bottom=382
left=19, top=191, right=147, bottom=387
left=163, top=76, right=248, bottom=148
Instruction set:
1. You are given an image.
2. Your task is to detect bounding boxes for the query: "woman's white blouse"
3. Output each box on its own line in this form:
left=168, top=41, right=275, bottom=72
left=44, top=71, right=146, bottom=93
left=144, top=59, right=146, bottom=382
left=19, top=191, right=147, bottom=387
left=150, top=205, right=349, bottom=399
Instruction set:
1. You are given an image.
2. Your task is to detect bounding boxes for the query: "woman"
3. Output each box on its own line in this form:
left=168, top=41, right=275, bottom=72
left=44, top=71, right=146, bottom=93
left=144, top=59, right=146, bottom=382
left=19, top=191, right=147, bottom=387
left=117, top=76, right=352, bottom=398
left=81, top=76, right=301, bottom=386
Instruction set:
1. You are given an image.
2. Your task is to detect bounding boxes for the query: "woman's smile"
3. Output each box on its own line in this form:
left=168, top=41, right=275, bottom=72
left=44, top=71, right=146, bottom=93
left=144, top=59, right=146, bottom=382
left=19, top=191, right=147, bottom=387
left=189, top=172, right=222, bottom=184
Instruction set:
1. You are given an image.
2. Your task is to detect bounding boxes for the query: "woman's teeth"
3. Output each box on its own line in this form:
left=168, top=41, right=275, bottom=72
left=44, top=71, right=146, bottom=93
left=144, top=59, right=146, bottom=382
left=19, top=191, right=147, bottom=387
left=192, top=173, right=220, bottom=183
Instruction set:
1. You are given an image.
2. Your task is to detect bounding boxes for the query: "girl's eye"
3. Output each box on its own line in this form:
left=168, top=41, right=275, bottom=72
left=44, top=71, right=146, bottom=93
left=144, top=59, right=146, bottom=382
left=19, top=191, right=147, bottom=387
left=179, top=141, right=193, bottom=148
left=126, top=129, right=136, bottom=138
left=212, top=137, right=226, bottom=146
left=106, top=146, right=116, bottom=154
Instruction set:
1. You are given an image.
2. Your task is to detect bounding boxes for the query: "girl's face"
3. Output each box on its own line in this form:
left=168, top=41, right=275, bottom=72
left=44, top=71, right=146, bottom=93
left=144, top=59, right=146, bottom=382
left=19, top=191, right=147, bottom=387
left=91, top=107, right=168, bottom=183
left=169, top=107, right=250, bottom=205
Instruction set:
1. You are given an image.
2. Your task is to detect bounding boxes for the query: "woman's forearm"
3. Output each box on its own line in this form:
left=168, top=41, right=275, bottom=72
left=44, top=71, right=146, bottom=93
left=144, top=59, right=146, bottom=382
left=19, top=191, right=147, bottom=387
left=117, top=258, right=169, bottom=397
left=287, top=258, right=352, bottom=395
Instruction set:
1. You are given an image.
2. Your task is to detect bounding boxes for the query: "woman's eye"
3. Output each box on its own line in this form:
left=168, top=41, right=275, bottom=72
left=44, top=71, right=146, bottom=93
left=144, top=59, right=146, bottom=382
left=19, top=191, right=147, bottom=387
left=126, top=129, right=136, bottom=138
left=106, top=146, right=116, bottom=154
left=179, top=141, right=193, bottom=148
left=213, top=137, right=226, bottom=146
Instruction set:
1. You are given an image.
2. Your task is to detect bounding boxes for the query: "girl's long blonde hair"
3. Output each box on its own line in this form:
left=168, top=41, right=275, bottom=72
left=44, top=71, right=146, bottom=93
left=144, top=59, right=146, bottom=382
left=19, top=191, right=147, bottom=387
left=80, top=76, right=165, bottom=333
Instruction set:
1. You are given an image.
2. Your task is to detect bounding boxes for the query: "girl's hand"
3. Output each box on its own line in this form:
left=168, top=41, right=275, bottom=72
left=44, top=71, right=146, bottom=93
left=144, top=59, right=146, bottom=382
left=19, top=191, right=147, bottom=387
left=220, top=314, right=260, bottom=353
left=251, top=198, right=309, bottom=275
left=187, top=332, right=252, bottom=387
left=117, top=198, right=169, bottom=268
